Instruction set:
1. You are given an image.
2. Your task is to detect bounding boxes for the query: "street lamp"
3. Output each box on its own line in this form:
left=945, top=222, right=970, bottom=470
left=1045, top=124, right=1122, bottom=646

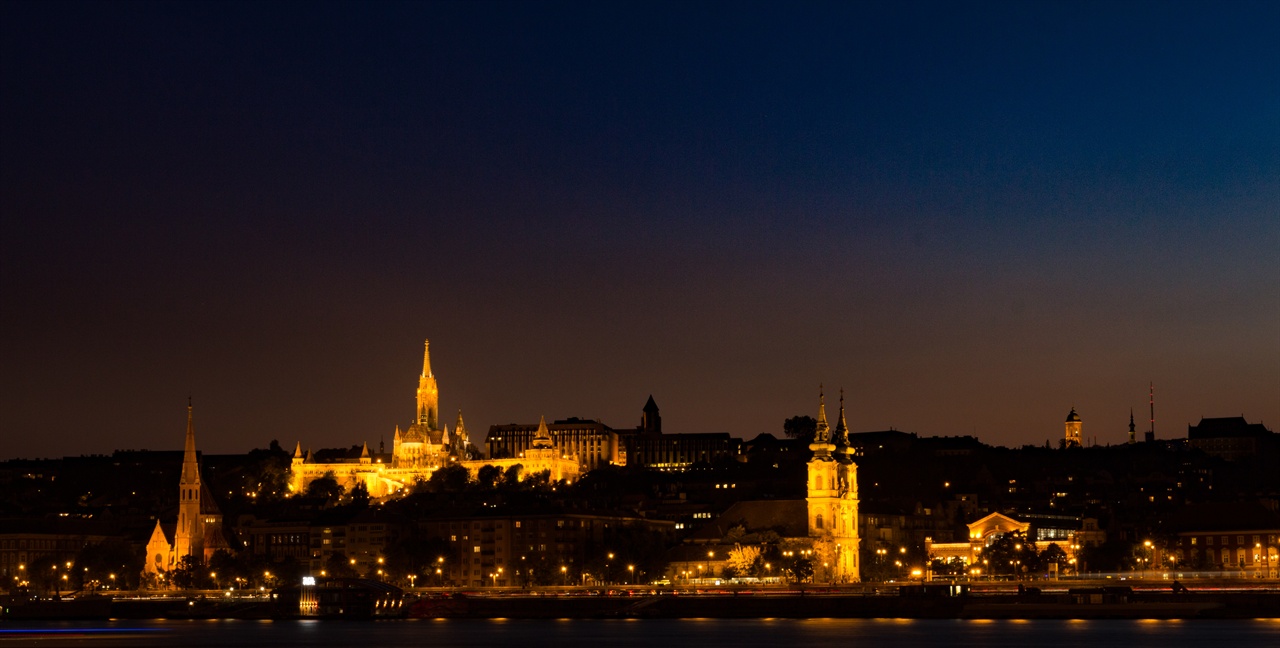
left=561, top=565, right=567, bottom=587
left=628, top=565, right=635, bottom=585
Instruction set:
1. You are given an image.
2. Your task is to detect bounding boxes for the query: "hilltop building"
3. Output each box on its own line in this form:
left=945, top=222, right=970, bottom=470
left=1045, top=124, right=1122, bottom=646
left=486, top=417, right=623, bottom=471
left=143, top=404, right=228, bottom=577
left=288, top=340, right=580, bottom=498
left=621, top=396, right=743, bottom=470
left=1187, top=416, right=1277, bottom=463
left=1064, top=408, right=1082, bottom=449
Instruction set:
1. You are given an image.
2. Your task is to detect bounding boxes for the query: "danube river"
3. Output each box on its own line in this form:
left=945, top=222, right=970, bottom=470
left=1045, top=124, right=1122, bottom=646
left=2, top=618, right=1278, bottom=648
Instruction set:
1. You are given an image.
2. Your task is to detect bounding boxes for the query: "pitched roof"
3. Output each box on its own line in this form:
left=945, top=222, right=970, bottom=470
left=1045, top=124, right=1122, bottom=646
left=687, top=499, right=807, bottom=541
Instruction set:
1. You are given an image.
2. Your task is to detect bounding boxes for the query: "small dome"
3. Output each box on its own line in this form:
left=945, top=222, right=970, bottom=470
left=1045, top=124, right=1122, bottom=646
left=1066, top=408, right=1081, bottom=422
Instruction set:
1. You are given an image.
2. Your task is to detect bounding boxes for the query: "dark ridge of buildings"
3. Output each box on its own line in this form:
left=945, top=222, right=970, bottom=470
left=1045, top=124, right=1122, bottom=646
left=1187, top=417, right=1277, bottom=463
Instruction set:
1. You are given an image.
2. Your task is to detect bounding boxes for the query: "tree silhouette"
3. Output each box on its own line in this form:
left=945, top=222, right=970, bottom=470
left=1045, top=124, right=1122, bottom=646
left=783, top=415, right=817, bottom=441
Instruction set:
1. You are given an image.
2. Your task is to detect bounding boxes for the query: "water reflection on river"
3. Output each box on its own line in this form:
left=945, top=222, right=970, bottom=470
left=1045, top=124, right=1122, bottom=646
left=2, top=618, right=1278, bottom=648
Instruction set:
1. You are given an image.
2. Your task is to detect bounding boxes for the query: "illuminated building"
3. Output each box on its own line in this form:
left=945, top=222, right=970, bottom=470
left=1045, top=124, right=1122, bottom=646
left=1064, top=407, right=1082, bottom=448
left=486, top=417, right=623, bottom=470
left=924, top=512, right=1031, bottom=565
left=143, top=404, right=229, bottom=577
left=289, top=340, right=581, bottom=498
left=806, top=389, right=859, bottom=582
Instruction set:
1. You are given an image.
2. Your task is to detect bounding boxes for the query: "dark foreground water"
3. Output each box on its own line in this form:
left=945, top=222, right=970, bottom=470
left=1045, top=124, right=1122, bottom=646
left=2, top=618, right=1278, bottom=648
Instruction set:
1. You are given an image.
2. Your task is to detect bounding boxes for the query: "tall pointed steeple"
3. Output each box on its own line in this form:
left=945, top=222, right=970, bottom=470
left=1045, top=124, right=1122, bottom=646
left=1128, top=409, right=1136, bottom=444
left=415, top=339, right=439, bottom=429
left=422, top=339, right=433, bottom=378
left=833, top=388, right=851, bottom=454
left=174, top=401, right=205, bottom=564
left=810, top=386, right=835, bottom=458
left=181, top=400, right=200, bottom=485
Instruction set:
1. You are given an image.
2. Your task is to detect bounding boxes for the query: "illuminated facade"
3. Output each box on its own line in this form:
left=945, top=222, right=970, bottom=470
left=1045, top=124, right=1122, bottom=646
left=925, top=512, right=1032, bottom=566
left=144, top=404, right=228, bottom=577
left=486, top=417, right=624, bottom=471
left=806, top=389, right=859, bottom=582
left=289, top=340, right=580, bottom=498
left=1064, top=408, right=1082, bottom=448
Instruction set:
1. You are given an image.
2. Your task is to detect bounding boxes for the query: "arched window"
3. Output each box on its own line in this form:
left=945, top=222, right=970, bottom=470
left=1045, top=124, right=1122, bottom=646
left=816, top=514, right=824, bottom=529
left=816, top=476, right=824, bottom=490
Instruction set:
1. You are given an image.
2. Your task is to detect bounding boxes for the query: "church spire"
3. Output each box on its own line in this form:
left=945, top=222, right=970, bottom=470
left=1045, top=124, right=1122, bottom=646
left=181, top=400, right=200, bottom=485
left=814, top=385, right=831, bottom=444
left=810, top=386, right=835, bottom=458
left=833, top=388, right=850, bottom=453
left=415, top=338, right=439, bottom=429
left=1128, top=408, right=1137, bottom=444
left=422, top=339, right=433, bottom=378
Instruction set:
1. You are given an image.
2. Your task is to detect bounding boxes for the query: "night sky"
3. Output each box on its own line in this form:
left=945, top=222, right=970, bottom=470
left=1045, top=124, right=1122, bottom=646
left=2, top=1, right=1277, bottom=460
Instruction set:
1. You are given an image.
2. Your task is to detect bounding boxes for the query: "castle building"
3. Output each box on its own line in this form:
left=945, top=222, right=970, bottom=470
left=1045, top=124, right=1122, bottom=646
left=1064, top=408, right=1082, bottom=448
left=289, top=340, right=580, bottom=498
left=144, top=404, right=227, bottom=577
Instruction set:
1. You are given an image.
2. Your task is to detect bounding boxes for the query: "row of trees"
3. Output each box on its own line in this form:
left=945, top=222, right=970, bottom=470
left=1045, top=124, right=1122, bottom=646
left=20, top=539, right=144, bottom=594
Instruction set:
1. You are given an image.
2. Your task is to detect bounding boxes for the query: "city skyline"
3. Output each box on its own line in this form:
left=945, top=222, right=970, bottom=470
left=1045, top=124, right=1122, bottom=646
left=2, top=1, right=1276, bottom=459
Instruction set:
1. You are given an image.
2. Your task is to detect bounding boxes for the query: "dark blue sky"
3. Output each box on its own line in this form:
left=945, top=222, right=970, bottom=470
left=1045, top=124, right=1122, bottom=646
left=2, top=1, right=1277, bottom=459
